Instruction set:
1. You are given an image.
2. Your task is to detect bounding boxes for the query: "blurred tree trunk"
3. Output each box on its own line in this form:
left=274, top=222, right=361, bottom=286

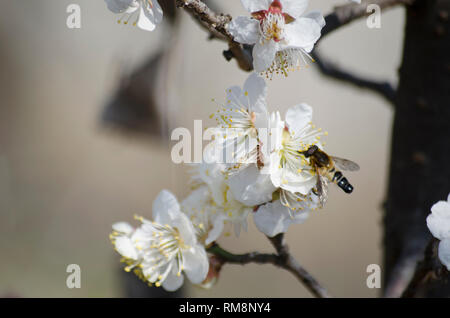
left=384, top=0, right=450, bottom=297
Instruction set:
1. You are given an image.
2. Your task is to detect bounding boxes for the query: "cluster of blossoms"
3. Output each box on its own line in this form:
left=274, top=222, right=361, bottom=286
left=111, top=72, right=332, bottom=290
left=105, top=0, right=359, bottom=75
left=205, top=73, right=327, bottom=236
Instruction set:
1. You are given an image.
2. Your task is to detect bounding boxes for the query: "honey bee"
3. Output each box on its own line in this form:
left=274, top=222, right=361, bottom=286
left=300, top=145, right=360, bottom=207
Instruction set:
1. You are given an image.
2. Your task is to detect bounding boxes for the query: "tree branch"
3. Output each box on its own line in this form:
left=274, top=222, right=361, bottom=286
left=207, top=244, right=279, bottom=265
left=321, top=0, right=415, bottom=41
left=401, top=239, right=450, bottom=298
left=312, top=0, right=415, bottom=105
left=175, top=0, right=253, bottom=71
left=175, top=0, right=414, bottom=76
left=312, top=51, right=396, bottom=104
left=207, top=234, right=331, bottom=298
left=311, top=0, right=417, bottom=105
left=267, top=234, right=332, bottom=298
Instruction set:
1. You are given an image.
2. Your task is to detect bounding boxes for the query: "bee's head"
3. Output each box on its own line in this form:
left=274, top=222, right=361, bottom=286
left=303, top=145, right=319, bottom=158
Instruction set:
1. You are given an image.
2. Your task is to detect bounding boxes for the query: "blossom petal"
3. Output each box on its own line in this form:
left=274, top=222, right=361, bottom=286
left=105, top=0, right=138, bottom=14
left=205, top=215, right=226, bottom=245
left=112, top=222, right=134, bottom=235
left=153, top=190, right=181, bottom=224
left=253, top=41, right=278, bottom=72
left=283, top=15, right=323, bottom=52
left=431, top=199, right=450, bottom=218
left=227, top=164, right=276, bottom=206
left=225, top=85, right=248, bottom=110
left=228, top=16, right=260, bottom=45
left=240, top=0, right=271, bottom=13
left=280, top=169, right=316, bottom=194
left=280, top=0, right=309, bottom=18
left=162, top=267, right=185, bottom=291
left=268, top=152, right=283, bottom=187
left=244, top=73, right=268, bottom=115
left=438, top=238, right=450, bottom=271
left=183, top=246, right=209, bottom=284
left=114, top=236, right=139, bottom=260
left=253, top=200, right=309, bottom=237
left=233, top=216, right=248, bottom=237
left=131, top=225, right=152, bottom=243
left=427, top=200, right=450, bottom=240
left=304, top=10, right=326, bottom=28
left=260, top=111, right=284, bottom=163
left=285, top=103, right=313, bottom=137
left=137, top=2, right=163, bottom=32
left=172, top=212, right=198, bottom=247
left=149, top=0, right=163, bottom=24
left=137, top=6, right=156, bottom=31
left=203, top=138, right=222, bottom=164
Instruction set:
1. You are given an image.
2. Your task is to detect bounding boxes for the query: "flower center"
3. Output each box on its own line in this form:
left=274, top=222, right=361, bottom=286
left=261, top=12, right=285, bottom=42
left=252, top=0, right=294, bottom=43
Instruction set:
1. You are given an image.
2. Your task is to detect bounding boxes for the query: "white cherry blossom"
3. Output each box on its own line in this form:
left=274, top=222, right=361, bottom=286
left=105, top=0, right=163, bottom=31
left=110, top=190, right=209, bottom=291
left=228, top=0, right=325, bottom=76
left=426, top=193, right=450, bottom=270
left=266, top=103, right=326, bottom=195
left=208, top=73, right=269, bottom=169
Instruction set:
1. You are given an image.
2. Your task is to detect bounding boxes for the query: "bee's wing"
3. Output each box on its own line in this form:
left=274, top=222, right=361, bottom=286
left=315, top=170, right=329, bottom=208
left=331, top=157, right=360, bottom=172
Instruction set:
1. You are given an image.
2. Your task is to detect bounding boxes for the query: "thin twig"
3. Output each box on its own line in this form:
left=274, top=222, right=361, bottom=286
left=321, top=0, right=415, bottom=41
left=175, top=0, right=253, bottom=71
left=268, top=234, right=332, bottom=298
left=207, top=244, right=279, bottom=265
left=312, top=51, right=396, bottom=104
left=207, top=234, right=331, bottom=298
left=312, top=0, right=414, bottom=105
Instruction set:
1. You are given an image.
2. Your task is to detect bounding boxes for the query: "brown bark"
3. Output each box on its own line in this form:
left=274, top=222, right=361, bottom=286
left=384, top=0, right=450, bottom=297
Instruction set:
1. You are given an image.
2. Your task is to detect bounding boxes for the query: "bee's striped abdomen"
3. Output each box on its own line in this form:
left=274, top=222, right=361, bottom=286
left=332, top=171, right=354, bottom=194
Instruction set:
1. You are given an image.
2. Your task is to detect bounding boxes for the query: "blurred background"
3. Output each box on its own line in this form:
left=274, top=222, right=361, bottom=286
left=0, top=0, right=405, bottom=297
